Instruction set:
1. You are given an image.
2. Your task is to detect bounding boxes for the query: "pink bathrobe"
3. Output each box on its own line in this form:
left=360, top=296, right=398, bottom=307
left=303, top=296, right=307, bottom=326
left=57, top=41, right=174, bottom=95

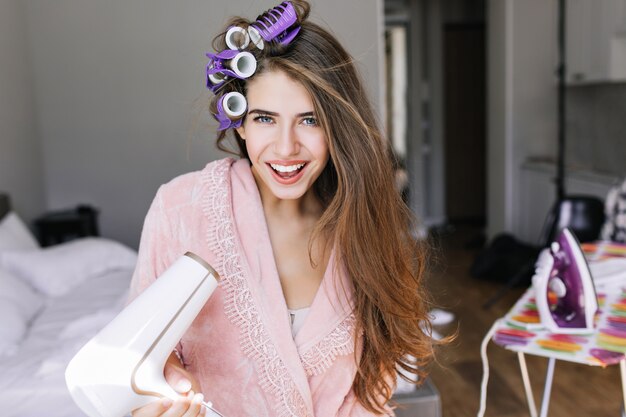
left=129, top=158, right=392, bottom=417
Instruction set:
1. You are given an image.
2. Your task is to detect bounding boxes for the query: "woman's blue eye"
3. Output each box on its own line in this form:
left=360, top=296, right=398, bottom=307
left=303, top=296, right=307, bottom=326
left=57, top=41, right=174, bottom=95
left=254, top=115, right=273, bottom=124
left=302, top=117, right=318, bottom=126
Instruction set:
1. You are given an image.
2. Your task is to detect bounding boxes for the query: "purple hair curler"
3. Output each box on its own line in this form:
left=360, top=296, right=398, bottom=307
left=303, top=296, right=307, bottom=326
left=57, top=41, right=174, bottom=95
left=206, top=50, right=257, bottom=92
left=215, top=91, right=247, bottom=130
left=248, top=1, right=301, bottom=50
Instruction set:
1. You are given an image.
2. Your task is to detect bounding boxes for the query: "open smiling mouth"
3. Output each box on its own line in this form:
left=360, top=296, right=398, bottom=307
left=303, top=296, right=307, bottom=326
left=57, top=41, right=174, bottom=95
left=267, top=162, right=307, bottom=181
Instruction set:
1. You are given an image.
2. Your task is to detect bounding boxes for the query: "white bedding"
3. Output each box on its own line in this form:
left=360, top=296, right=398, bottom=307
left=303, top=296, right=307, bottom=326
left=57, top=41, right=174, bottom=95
left=0, top=268, right=132, bottom=417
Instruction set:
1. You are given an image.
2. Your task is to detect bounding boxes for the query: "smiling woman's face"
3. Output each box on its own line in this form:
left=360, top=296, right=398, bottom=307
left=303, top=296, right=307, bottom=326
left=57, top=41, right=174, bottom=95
left=236, top=70, right=329, bottom=203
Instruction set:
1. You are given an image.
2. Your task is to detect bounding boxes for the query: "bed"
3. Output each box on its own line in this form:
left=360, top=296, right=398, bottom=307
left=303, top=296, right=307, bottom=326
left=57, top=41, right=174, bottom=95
left=0, top=194, right=137, bottom=417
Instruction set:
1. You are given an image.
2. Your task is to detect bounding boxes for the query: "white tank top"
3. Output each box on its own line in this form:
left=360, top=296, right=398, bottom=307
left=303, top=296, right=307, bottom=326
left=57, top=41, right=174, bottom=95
left=287, top=307, right=310, bottom=338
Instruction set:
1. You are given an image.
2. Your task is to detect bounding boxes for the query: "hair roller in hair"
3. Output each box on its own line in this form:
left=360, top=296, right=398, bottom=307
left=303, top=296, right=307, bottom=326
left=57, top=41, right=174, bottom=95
left=215, top=92, right=247, bottom=130
left=248, top=1, right=301, bottom=50
left=225, top=26, right=250, bottom=50
left=205, top=50, right=257, bottom=92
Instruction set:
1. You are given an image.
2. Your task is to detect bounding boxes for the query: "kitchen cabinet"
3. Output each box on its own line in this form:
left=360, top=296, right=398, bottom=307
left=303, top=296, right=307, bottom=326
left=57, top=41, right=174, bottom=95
left=566, top=0, right=626, bottom=84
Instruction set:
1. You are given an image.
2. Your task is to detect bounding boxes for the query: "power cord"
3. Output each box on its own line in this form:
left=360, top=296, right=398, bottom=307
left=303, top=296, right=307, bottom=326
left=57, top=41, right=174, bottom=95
left=477, top=319, right=502, bottom=417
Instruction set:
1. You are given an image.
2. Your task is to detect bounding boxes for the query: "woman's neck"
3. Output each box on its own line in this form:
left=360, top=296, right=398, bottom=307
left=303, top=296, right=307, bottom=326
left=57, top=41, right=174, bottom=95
left=252, top=168, right=323, bottom=222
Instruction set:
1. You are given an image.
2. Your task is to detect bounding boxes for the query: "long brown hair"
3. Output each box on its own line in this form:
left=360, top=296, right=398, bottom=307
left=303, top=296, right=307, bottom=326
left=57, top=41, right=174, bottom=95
left=209, top=2, right=436, bottom=413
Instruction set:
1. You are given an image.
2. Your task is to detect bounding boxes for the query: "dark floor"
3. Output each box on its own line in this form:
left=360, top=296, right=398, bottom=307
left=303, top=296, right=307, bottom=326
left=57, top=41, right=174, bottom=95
left=426, top=224, right=623, bottom=417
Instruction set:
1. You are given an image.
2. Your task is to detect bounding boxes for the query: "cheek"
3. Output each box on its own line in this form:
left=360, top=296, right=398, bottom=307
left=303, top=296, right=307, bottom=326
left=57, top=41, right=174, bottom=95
left=311, top=135, right=330, bottom=161
left=242, top=130, right=268, bottom=161
left=245, top=142, right=263, bottom=163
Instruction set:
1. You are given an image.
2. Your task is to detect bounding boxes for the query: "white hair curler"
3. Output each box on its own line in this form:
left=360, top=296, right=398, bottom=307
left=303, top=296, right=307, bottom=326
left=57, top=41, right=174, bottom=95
left=65, top=252, right=225, bottom=417
left=227, top=51, right=256, bottom=79
left=206, top=50, right=257, bottom=88
left=208, top=72, right=227, bottom=87
left=247, top=26, right=265, bottom=50
left=225, top=26, right=250, bottom=50
left=221, top=92, right=247, bottom=119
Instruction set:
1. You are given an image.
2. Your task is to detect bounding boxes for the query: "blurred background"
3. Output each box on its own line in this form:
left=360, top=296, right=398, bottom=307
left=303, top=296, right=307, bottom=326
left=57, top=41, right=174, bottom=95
left=2, top=0, right=626, bottom=416
left=3, top=0, right=625, bottom=248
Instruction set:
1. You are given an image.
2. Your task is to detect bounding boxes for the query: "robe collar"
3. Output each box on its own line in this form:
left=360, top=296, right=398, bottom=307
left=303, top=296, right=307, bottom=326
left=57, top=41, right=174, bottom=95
left=225, top=158, right=355, bottom=414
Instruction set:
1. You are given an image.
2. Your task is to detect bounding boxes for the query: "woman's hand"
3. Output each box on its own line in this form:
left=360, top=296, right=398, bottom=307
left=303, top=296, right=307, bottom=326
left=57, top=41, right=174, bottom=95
left=131, top=352, right=206, bottom=417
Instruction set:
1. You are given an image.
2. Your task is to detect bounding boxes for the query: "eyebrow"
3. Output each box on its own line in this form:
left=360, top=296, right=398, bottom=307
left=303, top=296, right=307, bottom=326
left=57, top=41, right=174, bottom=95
left=248, top=109, right=316, bottom=117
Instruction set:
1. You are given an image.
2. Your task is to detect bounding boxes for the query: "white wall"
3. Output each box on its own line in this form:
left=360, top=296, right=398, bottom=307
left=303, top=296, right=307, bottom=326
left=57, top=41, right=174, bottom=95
left=424, top=0, right=446, bottom=227
left=487, top=0, right=558, bottom=242
left=21, top=0, right=384, bottom=248
left=0, top=0, right=44, bottom=222
left=487, top=0, right=512, bottom=240
left=519, top=162, right=617, bottom=243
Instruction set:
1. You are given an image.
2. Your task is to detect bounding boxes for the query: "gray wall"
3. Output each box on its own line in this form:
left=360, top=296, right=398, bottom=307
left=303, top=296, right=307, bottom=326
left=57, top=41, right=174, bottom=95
left=0, top=0, right=44, bottom=222
left=487, top=0, right=558, bottom=241
left=11, top=0, right=383, bottom=248
left=567, top=84, right=626, bottom=177
left=517, top=82, right=626, bottom=243
left=488, top=0, right=625, bottom=243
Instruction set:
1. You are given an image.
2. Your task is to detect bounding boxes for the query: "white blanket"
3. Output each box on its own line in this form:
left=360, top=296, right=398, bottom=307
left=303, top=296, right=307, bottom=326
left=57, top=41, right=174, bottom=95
left=0, top=269, right=132, bottom=417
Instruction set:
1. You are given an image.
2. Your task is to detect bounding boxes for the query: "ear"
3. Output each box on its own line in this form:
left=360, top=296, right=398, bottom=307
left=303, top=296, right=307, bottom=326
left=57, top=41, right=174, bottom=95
left=235, top=125, right=246, bottom=140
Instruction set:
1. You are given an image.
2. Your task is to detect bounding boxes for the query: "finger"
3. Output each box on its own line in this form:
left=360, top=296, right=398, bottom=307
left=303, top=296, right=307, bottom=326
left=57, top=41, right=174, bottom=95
left=164, top=364, right=193, bottom=394
left=182, top=393, right=205, bottom=417
left=131, top=397, right=173, bottom=417
left=161, top=393, right=193, bottom=417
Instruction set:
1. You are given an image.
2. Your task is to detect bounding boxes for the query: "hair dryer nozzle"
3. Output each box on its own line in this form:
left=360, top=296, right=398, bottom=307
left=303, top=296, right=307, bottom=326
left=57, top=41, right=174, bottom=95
left=65, top=252, right=220, bottom=417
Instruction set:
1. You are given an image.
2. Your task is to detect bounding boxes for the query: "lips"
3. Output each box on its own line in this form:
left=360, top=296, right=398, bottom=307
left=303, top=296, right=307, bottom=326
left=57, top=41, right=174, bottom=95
left=270, top=162, right=305, bottom=175
left=266, top=161, right=308, bottom=184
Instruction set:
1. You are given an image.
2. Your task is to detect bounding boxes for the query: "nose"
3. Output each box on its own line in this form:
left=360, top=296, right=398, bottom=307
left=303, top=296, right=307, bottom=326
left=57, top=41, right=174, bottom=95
left=274, top=124, right=299, bottom=157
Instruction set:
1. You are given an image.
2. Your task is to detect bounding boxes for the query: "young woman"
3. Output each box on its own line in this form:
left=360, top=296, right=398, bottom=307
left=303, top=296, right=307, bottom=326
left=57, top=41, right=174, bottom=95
left=130, top=2, right=435, bottom=416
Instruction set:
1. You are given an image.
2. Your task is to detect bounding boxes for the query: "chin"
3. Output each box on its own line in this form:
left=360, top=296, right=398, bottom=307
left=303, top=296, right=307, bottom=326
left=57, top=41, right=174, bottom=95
left=267, top=186, right=309, bottom=201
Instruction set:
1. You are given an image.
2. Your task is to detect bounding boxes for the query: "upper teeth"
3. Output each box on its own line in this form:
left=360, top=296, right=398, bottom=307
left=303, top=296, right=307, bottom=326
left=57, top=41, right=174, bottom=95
left=270, top=163, right=305, bottom=173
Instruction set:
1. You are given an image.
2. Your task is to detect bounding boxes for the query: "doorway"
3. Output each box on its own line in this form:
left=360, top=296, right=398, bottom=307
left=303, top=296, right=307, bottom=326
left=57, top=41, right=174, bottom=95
left=443, top=22, right=486, bottom=225
left=384, top=0, right=487, bottom=234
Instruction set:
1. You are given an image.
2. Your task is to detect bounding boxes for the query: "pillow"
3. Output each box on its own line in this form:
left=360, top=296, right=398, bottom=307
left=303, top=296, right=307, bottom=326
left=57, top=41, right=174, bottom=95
left=0, top=301, right=28, bottom=356
left=0, top=211, right=40, bottom=251
left=0, top=268, right=44, bottom=321
left=0, top=237, right=138, bottom=297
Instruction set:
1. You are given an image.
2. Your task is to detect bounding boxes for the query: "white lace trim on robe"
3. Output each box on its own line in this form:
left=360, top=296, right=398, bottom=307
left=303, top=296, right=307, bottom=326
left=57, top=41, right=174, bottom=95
left=202, top=159, right=357, bottom=417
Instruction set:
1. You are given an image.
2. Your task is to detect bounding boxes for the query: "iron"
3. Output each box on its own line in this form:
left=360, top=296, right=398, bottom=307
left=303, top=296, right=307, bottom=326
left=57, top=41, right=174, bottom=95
left=533, top=227, right=598, bottom=334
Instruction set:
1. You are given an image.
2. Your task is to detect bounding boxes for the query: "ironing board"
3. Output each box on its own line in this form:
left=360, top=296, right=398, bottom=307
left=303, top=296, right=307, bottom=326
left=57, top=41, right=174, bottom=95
left=491, top=241, right=626, bottom=417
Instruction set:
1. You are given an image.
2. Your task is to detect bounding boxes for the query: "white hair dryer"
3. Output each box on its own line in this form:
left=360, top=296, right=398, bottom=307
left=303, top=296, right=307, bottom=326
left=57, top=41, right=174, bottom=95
left=65, top=252, right=225, bottom=417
